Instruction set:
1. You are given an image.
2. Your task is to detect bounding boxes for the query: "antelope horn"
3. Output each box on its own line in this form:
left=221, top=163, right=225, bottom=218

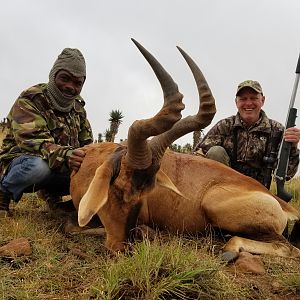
left=131, top=38, right=179, bottom=97
left=149, top=47, right=216, bottom=160
left=126, top=39, right=184, bottom=169
left=177, top=46, right=216, bottom=125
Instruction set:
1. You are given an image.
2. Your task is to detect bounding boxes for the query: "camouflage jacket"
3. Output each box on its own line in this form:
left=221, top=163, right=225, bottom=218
left=0, top=83, right=93, bottom=176
left=196, top=110, right=299, bottom=183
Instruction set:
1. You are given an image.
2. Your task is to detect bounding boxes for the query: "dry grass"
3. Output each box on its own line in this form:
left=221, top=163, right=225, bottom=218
left=1, top=181, right=300, bottom=299
left=0, top=195, right=245, bottom=299
left=1, top=117, right=300, bottom=299
left=270, top=176, right=300, bottom=206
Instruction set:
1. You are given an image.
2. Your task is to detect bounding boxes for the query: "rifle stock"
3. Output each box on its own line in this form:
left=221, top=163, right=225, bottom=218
left=275, top=53, right=300, bottom=202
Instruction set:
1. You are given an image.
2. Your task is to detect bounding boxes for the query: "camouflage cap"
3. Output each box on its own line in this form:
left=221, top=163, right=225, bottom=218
left=236, top=80, right=263, bottom=96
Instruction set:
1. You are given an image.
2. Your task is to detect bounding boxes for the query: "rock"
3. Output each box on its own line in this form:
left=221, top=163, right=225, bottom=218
left=0, top=237, right=32, bottom=257
left=69, top=248, right=89, bottom=260
left=221, top=250, right=239, bottom=262
left=0, top=210, right=10, bottom=218
left=234, top=252, right=266, bottom=274
left=271, top=280, right=282, bottom=293
left=135, top=224, right=157, bottom=241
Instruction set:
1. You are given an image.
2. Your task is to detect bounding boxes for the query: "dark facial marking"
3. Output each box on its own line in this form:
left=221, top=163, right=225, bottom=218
left=131, top=164, right=159, bottom=193
left=125, top=202, right=143, bottom=242
left=109, top=146, right=126, bottom=184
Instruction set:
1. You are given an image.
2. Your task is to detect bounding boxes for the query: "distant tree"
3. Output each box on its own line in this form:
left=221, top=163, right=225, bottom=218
left=109, top=110, right=124, bottom=142
left=193, top=130, right=204, bottom=150
left=169, top=143, right=183, bottom=153
left=97, top=133, right=103, bottom=143
left=169, top=143, right=178, bottom=152
left=169, top=143, right=193, bottom=154
left=0, top=118, right=8, bottom=134
left=0, top=118, right=7, bottom=127
left=104, top=129, right=113, bottom=142
left=182, top=143, right=192, bottom=153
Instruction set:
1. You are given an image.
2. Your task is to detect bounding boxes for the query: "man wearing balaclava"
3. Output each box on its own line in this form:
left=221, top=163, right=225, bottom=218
left=0, top=48, right=94, bottom=216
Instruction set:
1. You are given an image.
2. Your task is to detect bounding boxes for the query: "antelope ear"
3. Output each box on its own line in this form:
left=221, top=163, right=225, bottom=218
left=78, top=161, right=113, bottom=227
left=156, top=169, right=186, bottom=198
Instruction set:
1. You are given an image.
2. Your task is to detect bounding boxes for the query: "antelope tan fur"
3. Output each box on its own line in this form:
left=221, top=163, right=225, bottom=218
left=70, top=39, right=300, bottom=260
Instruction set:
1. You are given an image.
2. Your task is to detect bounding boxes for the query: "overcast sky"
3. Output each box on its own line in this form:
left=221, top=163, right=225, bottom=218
left=1, top=0, right=300, bottom=146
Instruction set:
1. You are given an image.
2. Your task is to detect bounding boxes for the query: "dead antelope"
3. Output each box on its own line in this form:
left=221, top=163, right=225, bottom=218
left=70, top=39, right=300, bottom=261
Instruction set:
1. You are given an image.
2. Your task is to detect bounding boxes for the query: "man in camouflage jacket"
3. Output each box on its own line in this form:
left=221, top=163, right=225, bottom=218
left=0, top=48, right=93, bottom=216
left=195, top=80, right=300, bottom=188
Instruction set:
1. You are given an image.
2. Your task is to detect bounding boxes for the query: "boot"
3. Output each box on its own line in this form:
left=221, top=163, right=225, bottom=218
left=38, top=190, right=75, bottom=212
left=38, top=189, right=61, bottom=210
left=0, top=190, right=11, bottom=217
left=290, top=220, right=300, bottom=249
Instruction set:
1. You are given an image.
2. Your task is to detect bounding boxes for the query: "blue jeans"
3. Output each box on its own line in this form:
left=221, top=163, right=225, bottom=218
left=0, top=155, right=70, bottom=201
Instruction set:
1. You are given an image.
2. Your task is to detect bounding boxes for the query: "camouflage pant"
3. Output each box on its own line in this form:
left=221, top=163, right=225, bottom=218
left=206, top=146, right=230, bottom=166
left=205, top=146, right=264, bottom=184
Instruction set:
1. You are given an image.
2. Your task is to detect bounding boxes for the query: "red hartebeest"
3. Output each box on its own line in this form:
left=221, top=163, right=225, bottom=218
left=70, top=39, right=300, bottom=261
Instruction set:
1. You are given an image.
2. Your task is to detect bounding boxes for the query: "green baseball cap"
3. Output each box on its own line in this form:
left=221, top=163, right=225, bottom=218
left=236, top=80, right=263, bottom=96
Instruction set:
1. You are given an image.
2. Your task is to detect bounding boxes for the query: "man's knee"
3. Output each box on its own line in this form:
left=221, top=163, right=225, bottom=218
left=22, top=156, right=51, bottom=181
left=1, top=156, right=52, bottom=201
left=206, top=146, right=230, bottom=166
left=4, top=155, right=51, bottom=186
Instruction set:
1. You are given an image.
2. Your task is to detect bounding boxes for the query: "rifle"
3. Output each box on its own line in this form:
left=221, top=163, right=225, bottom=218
left=275, top=53, right=300, bottom=202
left=262, top=130, right=283, bottom=189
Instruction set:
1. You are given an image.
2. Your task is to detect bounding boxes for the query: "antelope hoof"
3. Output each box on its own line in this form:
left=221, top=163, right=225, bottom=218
left=221, top=250, right=239, bottom=262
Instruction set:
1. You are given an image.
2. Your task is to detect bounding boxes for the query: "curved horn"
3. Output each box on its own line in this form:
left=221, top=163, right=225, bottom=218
left=131, top=38, right=178, bottom=97
left=177, top=46, right=216, bottom=123
left=126, top=39, right=184, bottom=169
left=149, top=47, right=216, bottom=160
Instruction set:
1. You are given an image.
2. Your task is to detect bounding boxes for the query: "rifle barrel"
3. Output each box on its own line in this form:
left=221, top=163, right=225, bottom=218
left=275, top=53, right=300, bottom=202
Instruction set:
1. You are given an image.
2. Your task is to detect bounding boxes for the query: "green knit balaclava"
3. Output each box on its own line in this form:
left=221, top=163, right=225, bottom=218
left=47, top=48, right=86, bottom=112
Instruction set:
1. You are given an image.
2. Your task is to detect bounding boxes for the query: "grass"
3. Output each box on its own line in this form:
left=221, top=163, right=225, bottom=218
left=0, top=203, right=243, bottom=300
left=1, top=179, right=300, bottom=299
left=270, top=177, right=300, bottom=205
left=92, top=238, right=241, bottom=300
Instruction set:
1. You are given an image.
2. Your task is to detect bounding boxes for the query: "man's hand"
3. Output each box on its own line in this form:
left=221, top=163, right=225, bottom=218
left=67, top=148, right=86, bottom=172
left=284, top=127, right=300, bottom=146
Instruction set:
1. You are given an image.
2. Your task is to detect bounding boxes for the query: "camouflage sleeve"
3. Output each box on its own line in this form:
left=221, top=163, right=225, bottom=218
left=40, top=142, right=73, bottom=170
left=286, top=146, right=299, bottom=180
left=195, top=120, right=226, bottom=154
left=78, top=112, right=93, bottom=146
left=11, top=97, right=73, bottom=170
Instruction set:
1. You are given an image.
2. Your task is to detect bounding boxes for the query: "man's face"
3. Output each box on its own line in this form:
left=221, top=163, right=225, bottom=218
left=55, top=70, right=85, bottom=98
left=235, top=87, right=265, bottom=126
